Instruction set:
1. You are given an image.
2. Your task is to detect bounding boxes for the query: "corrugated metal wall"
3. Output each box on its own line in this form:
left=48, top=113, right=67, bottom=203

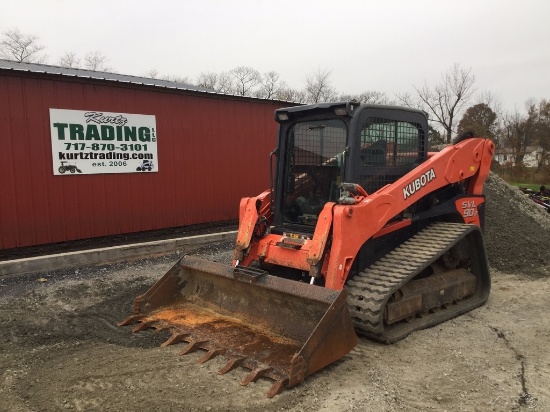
left=0, top=71, right=286, bottom=249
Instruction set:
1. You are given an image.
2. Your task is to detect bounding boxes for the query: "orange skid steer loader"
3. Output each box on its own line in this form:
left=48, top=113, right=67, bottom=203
left=120, top=102, right=494, bottom=397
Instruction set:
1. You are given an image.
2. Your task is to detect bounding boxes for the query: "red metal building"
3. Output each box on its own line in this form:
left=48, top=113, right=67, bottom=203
left=0, top=60, right=290, bottom=249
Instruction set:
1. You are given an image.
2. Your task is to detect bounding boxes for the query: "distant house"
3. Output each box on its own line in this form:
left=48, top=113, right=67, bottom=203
left=494, top=146, right=548, bottom=167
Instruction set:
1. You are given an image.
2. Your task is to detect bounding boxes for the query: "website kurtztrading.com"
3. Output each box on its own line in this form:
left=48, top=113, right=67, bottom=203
left=58, top=151, right=154, bottom=161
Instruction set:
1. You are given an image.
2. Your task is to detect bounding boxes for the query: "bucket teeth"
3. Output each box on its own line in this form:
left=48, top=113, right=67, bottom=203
left=241, top=367, right=273, bottom=386
left=266, top=379, right=288, bottom=398
left=197, top=348, right=224, bottom=364
left=178, top=339, right=208, bottom=356
left=117, top=314, right=145, bottom=326
left=218, top=357, right=246, bottom=375
left=153, top=324, right=171, bottom=333
left=161, top=332, right=190, bottom=347
left=131, top=320, right=156, bottom=333
left=130, top=321, right=292, bottom=396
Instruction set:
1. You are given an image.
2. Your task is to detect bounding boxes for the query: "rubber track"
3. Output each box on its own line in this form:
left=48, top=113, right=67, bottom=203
left=346, top=222, right=477, bottom=343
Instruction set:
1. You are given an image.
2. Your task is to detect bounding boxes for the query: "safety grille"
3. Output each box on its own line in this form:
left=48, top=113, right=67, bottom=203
left=282, top=120, right=347, bottom=224
left=291, top=120, right=347, bottom=167
left=359, top=118, right=424, bottom=193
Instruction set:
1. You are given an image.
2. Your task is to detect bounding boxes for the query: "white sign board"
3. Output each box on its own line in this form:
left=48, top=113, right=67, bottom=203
left=49, top=109, right=158, bottom=175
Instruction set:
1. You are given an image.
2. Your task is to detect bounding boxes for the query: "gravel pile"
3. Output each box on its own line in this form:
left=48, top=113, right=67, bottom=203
left=484, top=172, right=550, bottom=276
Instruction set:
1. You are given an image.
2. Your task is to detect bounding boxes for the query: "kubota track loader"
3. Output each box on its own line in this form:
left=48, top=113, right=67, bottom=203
left=120, top=102, right=494, bottom=397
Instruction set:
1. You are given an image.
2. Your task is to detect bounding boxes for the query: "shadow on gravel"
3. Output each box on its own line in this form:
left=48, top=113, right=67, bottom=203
left=1, top=280, right=169, bottom=350
left=70, top=282, right=170, bottom=349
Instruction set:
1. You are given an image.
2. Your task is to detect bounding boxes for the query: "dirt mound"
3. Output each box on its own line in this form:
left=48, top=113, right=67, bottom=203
left=484, top=172, right=550, bottom=276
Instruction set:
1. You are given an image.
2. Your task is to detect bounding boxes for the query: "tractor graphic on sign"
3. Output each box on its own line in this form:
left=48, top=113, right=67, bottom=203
left=136, top=160, right=154, bottom=171
left=58, top=161, right=82, bottom=174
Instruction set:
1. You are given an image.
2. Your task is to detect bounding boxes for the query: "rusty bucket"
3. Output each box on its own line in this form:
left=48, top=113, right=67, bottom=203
left=119, top=256, right=357, bottom=397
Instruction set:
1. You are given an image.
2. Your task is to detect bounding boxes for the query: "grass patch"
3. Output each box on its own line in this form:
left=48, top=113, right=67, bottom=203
left=491, top=162, right=550, bottom=187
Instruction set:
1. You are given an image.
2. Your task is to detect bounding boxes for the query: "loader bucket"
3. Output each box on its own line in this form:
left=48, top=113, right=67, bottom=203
left=119, top=256, right=357, bottom=397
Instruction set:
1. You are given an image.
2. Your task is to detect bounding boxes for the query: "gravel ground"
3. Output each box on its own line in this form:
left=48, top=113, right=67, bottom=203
left=1, top=173, right=549, bottom=411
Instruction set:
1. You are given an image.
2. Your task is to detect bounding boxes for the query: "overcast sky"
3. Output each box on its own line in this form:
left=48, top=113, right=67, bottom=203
left=1, top=0, right=548, bottom=113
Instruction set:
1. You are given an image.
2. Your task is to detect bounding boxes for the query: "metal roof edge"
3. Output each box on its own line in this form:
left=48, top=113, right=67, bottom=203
left=0, top=58, right=297, bottom=105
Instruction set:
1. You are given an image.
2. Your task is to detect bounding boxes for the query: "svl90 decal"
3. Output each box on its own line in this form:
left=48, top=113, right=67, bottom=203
left=461, top=200, right=478, bottom=218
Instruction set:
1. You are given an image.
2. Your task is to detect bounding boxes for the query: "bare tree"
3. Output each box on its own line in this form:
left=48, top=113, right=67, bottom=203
left=143, top=68, right=159, bottom=79
left=140, top=70, right=192, bottom=84
left=196, top=71, right=219, bottom=89
left=0, top=28, right=47, bottom=63
left=304, top=67, right=337, bottom=104
left=340, top=91, right=390, bottom=104
left=476, top=90, right=503, bottom=119
left=229, top=66, right=260, bottom=96
left=536, top=99, right=550, bottom=168
left=196, top=71, right=234, bottom=93
left=395, top=91, right=417, bottom=107
left=217, top=72, right=234, bottom=94
left=59, top=51, right=81, bottom=68
left=255, top=71, right=287, bottom=99
left=159, top=74, right=192, bottom=84
left=402, top=64, right=476, bottom=143
left=501, top=100, right=541, bottom=164
left=83, top=51, right=111, bottom=71
left=274, top=87, right=306, bottom=103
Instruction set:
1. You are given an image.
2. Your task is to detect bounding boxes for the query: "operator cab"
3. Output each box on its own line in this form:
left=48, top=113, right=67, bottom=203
left=272, top=102, right=428, bottom=234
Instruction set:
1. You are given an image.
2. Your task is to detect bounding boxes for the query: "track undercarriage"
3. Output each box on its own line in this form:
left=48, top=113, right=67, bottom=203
left=346, top=222, right=491, bottom=343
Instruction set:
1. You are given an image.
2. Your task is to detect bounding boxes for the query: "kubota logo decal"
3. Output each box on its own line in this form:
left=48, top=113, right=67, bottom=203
left=403, top=168, right=436, bottom=199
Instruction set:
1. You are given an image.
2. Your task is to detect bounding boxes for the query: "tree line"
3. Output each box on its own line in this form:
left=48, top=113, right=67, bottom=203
left=1, top=28, right=548, bottom=170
